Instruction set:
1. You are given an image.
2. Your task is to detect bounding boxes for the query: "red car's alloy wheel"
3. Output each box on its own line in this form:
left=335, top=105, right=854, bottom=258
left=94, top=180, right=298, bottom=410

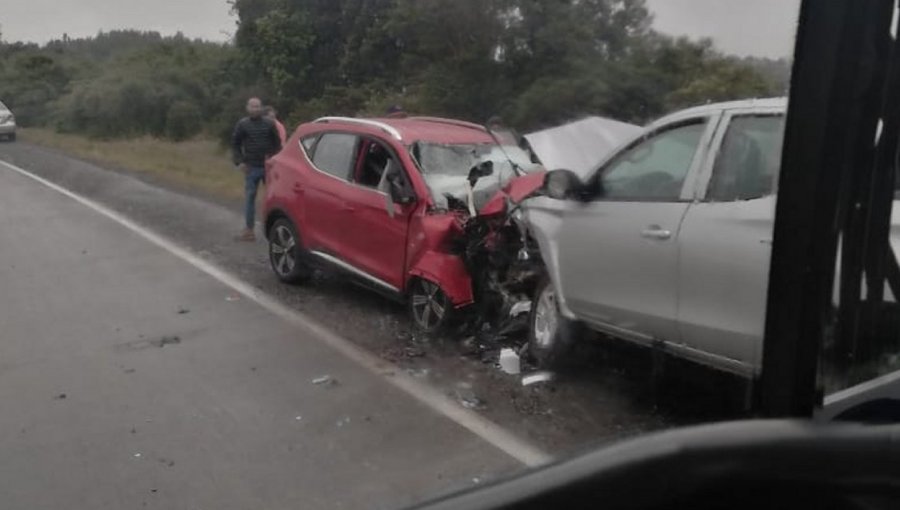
left=268, top=219, right=311, bottom=284
left=409, top=278, right=451, bottom=333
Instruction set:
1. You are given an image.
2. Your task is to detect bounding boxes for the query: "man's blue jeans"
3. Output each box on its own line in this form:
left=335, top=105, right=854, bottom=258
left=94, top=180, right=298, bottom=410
left=244, top=165, right=265, bottom=230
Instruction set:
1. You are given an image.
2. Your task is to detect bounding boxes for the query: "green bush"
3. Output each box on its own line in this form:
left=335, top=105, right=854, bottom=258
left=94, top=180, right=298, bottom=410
left=165, top=101, right=202, bottom=141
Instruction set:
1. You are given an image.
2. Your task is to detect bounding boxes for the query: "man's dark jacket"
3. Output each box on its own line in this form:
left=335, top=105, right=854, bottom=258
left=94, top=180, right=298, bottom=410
left=232, top=116, right=283, bottom=167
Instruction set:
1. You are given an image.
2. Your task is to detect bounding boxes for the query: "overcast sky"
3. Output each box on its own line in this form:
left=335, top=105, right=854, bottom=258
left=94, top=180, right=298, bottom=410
left=1, top=0, right=800, bottom=58
left=645, top=0, right=800, bottom=58
left=0, top=0, right=237, bottom=43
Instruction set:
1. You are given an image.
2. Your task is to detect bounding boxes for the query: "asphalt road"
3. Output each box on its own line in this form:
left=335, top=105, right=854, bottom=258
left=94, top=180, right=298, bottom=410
left=0, top=158, right=535, bottom=509
left=0, top=140, right=743, bottom=508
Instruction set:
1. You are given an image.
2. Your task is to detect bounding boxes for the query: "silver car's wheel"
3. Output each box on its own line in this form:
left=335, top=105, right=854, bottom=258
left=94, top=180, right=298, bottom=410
left=409, top=278, right=451, bottom=333
left=528, top=276, right=581, bottom=367
left=268, top=219, right=311, bottom=284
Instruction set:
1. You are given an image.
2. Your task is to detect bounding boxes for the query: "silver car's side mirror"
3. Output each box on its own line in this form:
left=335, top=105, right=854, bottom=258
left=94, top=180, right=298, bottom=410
left=543, top=169, right=586, bottom=200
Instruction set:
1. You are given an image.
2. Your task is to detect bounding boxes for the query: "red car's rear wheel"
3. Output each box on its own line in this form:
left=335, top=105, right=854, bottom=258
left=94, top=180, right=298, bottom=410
left=268, top=218, right=312, bottom=284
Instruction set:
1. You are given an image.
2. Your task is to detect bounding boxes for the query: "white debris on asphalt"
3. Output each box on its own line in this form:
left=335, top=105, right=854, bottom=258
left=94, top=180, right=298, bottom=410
left=522, top=371, right=555, bottom=386
left=312, top=375, right=338, bottom=387
left=499, top=348, right=521, bottom=375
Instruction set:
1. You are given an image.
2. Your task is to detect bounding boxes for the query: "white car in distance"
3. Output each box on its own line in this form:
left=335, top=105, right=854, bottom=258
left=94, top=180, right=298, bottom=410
left=0, top=100, right=16, bottom=142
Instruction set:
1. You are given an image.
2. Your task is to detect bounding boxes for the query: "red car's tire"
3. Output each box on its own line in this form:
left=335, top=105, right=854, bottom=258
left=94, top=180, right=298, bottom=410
left=408, top=277, right=453, bottom=334
left=268, top=218, right=313, bottom=285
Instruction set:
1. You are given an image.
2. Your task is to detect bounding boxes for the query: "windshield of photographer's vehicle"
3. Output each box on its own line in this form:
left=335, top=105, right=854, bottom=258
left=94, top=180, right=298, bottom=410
left=2, top=0, right=860, bottom=509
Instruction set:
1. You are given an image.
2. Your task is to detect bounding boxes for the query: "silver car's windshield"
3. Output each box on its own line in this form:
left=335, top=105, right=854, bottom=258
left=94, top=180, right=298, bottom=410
left=412, top=142, right=540, bottom=210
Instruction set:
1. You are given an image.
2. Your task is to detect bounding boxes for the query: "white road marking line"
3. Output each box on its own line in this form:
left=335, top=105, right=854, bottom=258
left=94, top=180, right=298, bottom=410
left=0, top=158, right=552, bottom=467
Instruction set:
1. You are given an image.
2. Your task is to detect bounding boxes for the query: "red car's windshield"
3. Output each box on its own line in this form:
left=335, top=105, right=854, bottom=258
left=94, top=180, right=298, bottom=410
left=412, top=142, right=541, bottom=210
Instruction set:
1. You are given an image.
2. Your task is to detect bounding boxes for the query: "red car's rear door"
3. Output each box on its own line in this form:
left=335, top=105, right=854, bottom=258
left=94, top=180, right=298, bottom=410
left=302, top=132, right=360, bottom=254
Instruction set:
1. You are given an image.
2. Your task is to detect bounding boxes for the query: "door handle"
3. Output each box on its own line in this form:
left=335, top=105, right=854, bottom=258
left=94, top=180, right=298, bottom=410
left=640, top=226, right=672, bottom=241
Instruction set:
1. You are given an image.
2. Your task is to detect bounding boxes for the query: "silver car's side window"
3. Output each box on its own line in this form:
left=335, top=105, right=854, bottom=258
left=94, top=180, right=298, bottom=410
left=707, top=114, right=786, bottom=202
left=600, top=120, right=707, bottom=201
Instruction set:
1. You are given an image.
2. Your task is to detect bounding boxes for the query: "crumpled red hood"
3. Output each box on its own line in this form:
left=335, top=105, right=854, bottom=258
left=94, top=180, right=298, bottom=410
left=479, top=171, right=546, bottom=216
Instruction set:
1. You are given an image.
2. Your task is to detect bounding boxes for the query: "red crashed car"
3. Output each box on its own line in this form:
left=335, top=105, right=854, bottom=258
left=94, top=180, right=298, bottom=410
left=263, top=116, right=546, bottom=333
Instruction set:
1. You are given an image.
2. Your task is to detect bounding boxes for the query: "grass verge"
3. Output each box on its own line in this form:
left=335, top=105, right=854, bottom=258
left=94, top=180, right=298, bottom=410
left=20, top=128, right=244, bottom=201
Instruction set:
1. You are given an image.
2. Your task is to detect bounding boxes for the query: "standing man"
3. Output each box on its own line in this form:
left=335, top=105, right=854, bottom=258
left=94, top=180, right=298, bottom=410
left=265, top=106, right=287, bottom=145
left=232, top=97, right=282, bottom=242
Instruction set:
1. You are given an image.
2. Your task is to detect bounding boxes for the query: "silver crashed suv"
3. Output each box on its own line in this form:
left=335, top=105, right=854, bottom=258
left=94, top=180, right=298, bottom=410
left=0, top=100, right=16, bottom=141
left=524, top=98, right=791, bottom=377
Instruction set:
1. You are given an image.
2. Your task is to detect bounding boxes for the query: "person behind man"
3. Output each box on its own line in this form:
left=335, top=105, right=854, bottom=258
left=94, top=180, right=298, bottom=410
left=265, top=106, right=287, bottom=145
left=232, top=97, right=282, bottom=242
left=385, top=104, right=408, bottom=119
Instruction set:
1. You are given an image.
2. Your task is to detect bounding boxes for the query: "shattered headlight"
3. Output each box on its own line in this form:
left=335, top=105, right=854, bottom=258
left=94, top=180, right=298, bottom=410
left=0, top=114, right=14, bottom=124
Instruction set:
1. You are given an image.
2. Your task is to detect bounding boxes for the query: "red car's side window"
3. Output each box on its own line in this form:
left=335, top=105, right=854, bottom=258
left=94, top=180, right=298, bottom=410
left=310, top=133, right=358, bottom=180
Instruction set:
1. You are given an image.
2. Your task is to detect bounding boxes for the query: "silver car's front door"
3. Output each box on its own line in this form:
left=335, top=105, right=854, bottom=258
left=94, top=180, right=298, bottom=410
left=557, top=116, right=718, bottom=344
left=677, top=111, right=785, bottom=375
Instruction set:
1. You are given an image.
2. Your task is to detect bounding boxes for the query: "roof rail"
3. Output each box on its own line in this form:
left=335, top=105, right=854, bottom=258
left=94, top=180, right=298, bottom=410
left=407, top=116, right=487, bottom=132
left=314, top=117, right=403, bottom=141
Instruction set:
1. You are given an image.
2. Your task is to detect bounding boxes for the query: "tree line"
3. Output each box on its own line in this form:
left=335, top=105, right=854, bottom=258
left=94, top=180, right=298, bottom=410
left=0, top=0, right=790, bottom=142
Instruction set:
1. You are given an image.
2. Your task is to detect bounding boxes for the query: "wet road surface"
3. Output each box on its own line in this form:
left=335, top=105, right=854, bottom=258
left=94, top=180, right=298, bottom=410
left=0, top=141, right=744, bottom=507
left=0, top=159, right=532, bottom=509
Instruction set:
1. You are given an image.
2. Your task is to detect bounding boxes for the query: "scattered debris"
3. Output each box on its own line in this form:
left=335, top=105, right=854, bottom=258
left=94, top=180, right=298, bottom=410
left=177, top=308, right=190, bottom=315
left=522, top=371, right=555, bottom=386
left=157, top=458, right=175, bottom=467
left=133, top=453, right=142, bottom=458
left=250, top=367, right=257, bottom=372
left=131, top=428, right=137, bottom=434
left=460, top=397, right=483, bottom=409
left=336, top=417, right=352, bottom=428
left=150, top=336, right=182, bottom=348
left=54, top=393, right=67, bottom=400
left=225, top=294, right=241, bottom=302
left=404, top=345, right=426, bottom=358
left=380, top=341, right=428, bottom=362
left=81, top=250, right=88, bottom=255
left=295, top=415, right=303, bottom=421
left=499, top=348, right=521, bottom=375
left=124, top=368, right=136, bottom=374
left=406, top=367, right=430, bottom=379
left=312, top=375, right=338, bottom=387
left=456, top=387, right=485, bottom=410
left=472, top=477, right=482, bottom=484
left=509, top=301, right=532, bottom=317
